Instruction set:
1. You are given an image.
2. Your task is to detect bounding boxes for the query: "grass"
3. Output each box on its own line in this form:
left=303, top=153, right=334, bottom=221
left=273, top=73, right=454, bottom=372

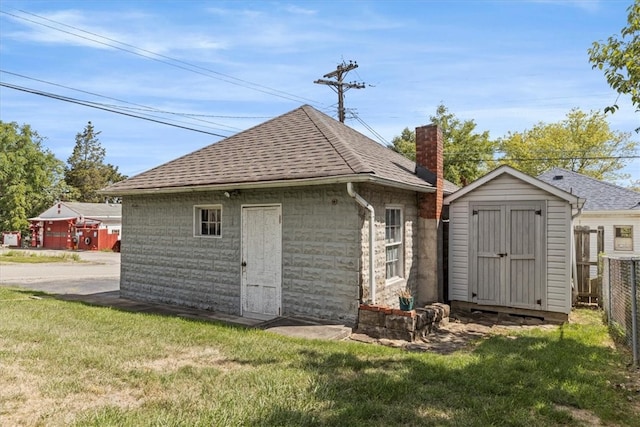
left=0, top=250, right=81, bottom=263
left=0, top=287, right=638, bottom=426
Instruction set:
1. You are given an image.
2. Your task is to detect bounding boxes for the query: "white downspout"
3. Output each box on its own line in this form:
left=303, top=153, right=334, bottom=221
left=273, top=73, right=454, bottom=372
left=347, top=182, right=376, bottom=305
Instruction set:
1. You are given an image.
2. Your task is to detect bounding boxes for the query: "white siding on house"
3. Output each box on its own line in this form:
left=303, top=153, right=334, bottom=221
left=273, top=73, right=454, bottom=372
left=574, top=213, right=640, bottom=276
left=446, top=173, right=573, bottom=314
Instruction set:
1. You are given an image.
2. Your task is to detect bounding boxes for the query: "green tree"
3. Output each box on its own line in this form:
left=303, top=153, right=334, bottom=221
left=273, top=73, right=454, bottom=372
left=389, top=128, right=416, bottom=161
left=0, top=121, right=70, bottom=234
left=627, top=178, right=640, bottom=191
left=65, top=121, right=126, bottom=202
left=389, top=104, right=496, bottom=185
left=588, top=0, right=640, bottom=122
left=498, top=109, right=637, bottom=180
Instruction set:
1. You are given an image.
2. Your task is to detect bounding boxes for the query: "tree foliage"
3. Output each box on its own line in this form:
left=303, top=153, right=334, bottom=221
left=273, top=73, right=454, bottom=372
left=627, top=178, right=640, bottom=191
left=390, top=104, right=496, bottom=185
left=0, top=121, right=70, bottom=234
left=389, top=128, right=416, bottom=161
left=498, top=109, right=637, bottom=180
left=588, top=0, right=640, bottom=121
left=65, top=122, right=126, bottom=203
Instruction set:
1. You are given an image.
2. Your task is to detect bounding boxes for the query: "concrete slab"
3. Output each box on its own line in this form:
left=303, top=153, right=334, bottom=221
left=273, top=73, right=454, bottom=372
left=258, top=316, right=352, bottom=340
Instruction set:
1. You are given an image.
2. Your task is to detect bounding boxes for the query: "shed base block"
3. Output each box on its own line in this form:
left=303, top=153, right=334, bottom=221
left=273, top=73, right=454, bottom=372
left=450, top=301, right=568, bottom=323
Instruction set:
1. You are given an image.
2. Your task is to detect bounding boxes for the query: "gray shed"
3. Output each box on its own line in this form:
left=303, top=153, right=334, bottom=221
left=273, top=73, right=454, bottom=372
left=444, top=166, right=583, bottom=321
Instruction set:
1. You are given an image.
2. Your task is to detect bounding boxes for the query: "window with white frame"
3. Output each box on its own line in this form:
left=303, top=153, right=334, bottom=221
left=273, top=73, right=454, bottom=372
left=614, top=225, right=633, bottom=251
left=385, top=207, right=403, bottom=280
left=195, top=205, right=222, bottom=237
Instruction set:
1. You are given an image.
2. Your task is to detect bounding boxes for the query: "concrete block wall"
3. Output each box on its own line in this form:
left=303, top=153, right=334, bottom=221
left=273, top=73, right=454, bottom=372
left=355, top=184, right=419, bottom=308
left=120, top=184, right=363, bottom=324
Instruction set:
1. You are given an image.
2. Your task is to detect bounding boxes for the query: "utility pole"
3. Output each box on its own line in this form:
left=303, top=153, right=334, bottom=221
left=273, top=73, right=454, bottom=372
left=314, top=60, right=365, bottom=123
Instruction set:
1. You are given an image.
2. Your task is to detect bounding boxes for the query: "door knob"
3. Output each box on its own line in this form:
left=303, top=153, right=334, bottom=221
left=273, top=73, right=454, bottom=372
left=241, top=261, right=247, bottom=267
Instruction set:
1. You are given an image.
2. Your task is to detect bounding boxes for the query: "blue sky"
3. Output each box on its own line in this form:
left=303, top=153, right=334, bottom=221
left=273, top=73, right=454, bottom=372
left=1, top=0, right=638, bottom=183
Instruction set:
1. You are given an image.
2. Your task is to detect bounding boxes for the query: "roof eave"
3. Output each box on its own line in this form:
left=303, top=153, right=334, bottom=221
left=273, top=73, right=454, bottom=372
left=578, top=209, right=640, bottom=216
left=100, top=174, right=437, bottom=196
left=444, top=165, right=583, bottom=206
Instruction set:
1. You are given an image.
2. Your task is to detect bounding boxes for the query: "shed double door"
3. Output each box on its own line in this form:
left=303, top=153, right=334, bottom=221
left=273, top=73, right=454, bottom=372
left=470, top=203, right=545, bottom=310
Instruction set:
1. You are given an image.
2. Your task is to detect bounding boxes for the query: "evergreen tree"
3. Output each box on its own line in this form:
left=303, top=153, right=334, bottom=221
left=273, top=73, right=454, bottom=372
left=65, top=122, right=126, bottom=202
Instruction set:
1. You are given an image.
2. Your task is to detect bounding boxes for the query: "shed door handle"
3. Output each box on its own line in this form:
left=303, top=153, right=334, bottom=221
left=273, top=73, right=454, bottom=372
left=241, top=261, right=247, bottom=267
left=497, top=253, right=508, bottom=257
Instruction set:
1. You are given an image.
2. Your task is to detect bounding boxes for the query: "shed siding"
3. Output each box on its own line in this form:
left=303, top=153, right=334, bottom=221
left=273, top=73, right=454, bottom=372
left=121, top=184, right=363, bottom=324
left=546, top=200, right=571, bottom=313
left=446, top=173, right=573, bottom=314
left=448, top=200, right=469, bottom=301
left=458, top=174, right=560, bottom=202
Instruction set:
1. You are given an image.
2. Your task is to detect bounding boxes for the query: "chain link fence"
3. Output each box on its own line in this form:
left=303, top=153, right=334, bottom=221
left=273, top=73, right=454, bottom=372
left=601, top=255, right=639, bottom=365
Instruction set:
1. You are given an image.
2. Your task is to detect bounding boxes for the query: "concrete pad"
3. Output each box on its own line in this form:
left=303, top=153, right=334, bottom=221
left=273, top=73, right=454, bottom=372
left=258, top=316, right=352, bottom=341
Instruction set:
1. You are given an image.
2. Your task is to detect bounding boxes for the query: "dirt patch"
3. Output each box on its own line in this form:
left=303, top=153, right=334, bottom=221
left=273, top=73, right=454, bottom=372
left=126, top=346, right=241, bottom=372
left=553, top=405, right=604, bottom=426
left=350, top=310, right=561, bottom=354
left=0, top=360, right=143, bottom=427
left=1, top=346, right=240, bottom=426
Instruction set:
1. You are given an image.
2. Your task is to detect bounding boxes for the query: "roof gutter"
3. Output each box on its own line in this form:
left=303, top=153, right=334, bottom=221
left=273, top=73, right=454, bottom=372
left=347, top=182, right=376, bottom=305
left=100, top=174, right=437, bottom=196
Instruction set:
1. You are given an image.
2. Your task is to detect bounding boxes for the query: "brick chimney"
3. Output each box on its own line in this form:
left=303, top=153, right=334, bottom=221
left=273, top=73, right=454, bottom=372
left=415, top=124, right=444, bottom=305
left=415, top=124, right=443, bottom=220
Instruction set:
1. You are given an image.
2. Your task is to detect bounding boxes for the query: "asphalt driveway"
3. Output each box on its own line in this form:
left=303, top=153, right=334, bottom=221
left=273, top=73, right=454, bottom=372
left=0, top=248, right=120, bottom=295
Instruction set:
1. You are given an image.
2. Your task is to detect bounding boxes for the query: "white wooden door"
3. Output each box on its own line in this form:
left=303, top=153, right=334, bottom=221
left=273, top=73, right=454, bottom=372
left=471, top=203, right=544, bottom=309
left=241, top=205, right=282, bottom=319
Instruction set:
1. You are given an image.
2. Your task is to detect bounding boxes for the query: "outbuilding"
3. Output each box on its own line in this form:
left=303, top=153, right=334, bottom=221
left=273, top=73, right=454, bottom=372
left=29, top=202, right=122, bottom=251
left=101, top=105, right=457, bottom=324
left=444, top=166, right=583, bottom=321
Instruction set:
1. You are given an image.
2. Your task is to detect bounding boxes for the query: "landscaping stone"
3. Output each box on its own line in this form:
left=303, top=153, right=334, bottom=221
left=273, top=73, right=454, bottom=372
left=356, top=303, right=451, bottom=342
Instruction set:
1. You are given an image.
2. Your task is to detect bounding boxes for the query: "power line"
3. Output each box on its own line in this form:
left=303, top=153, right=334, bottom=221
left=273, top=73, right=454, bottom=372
left=445, top=155, right=640, bottom=163
left=348, top=109, right=389, bottom=145
left=1, top=8, right=322, bottom=106
left=0, top=82, right=229, bottom=137
left=0, top=70, right=244, bottom=132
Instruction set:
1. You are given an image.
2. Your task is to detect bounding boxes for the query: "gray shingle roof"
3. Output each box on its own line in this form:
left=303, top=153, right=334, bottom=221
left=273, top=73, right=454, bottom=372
left=537, top=167, right=640, bottom=211
left=103, top=105, right=458, bottom=195
left=63, top=202, right=122, bottom=218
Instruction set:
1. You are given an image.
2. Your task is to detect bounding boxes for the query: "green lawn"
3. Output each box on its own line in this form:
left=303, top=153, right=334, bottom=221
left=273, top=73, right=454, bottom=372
left=0, top=286, right=637, bottom=426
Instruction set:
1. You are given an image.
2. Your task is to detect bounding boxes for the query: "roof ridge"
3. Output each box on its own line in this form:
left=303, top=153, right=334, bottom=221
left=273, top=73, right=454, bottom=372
left=301, top=106, right=371, bottom=174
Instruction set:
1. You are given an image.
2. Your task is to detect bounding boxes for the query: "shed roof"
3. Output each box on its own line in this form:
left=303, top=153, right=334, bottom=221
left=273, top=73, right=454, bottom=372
left=102, top=105, right=457, bottom=195
left=537, top=167, right=640, bottom=211
left=29, top=202, right=121, bottom=221
left=444, top=165, right=583, bottom=206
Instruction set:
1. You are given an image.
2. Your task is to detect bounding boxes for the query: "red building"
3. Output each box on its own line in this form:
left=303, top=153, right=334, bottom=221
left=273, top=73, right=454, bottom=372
left=29, top=202, right=122, bottom=251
